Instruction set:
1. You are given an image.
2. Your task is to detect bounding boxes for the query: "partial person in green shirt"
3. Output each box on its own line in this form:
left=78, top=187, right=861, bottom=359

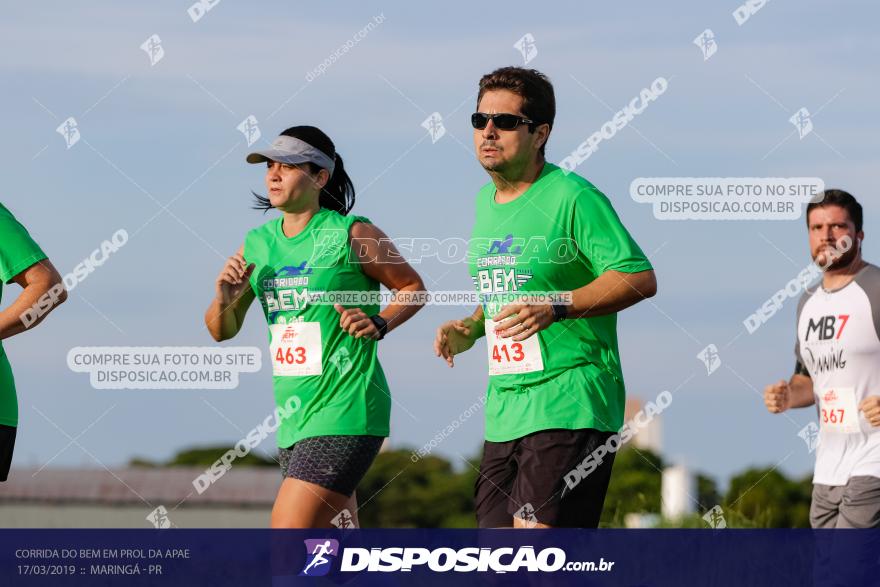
left=434, top=67, right=657, bottom=528
left=204, top=126, right=425, bottom=529
left=0, top=202, right=67, bottom=482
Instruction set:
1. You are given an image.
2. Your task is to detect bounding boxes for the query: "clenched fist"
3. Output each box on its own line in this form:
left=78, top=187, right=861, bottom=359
left=334, top=304, right=380, bottom=340
left=859, top=396, right=880, bottom=427
left=764, top=380, right=791, bottom=414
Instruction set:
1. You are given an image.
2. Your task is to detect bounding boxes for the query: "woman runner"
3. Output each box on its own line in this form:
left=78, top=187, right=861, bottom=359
left=205, top=125, right=425, bottom=528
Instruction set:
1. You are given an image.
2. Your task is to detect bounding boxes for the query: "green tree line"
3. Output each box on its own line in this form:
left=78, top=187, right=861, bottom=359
left=133, top=445, right=812, bottom=528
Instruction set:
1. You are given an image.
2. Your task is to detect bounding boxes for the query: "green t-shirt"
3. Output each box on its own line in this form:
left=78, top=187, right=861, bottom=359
left=245, top=208, right=390, bottom=448
left=0, top=203, right=48, bottom=428
left=467, top=163, right=652, bottom=442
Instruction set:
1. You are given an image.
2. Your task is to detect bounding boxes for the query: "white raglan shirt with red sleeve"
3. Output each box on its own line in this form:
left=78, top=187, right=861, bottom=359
left=796, top=263, right=880, bottom=486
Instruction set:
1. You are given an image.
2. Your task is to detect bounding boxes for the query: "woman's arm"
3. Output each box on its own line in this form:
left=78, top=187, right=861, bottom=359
left=205, top=245, right=256, bottom=342
left=335, top=222, right=425, bottom=339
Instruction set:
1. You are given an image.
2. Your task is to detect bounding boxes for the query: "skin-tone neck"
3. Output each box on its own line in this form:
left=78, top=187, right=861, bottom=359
left=280, top=203, right=320, bottom=238
left=490, top=155, right=545, bottom=203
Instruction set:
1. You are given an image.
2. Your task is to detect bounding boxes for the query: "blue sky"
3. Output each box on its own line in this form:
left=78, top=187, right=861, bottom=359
left=1, top=1, right=878, bottom=494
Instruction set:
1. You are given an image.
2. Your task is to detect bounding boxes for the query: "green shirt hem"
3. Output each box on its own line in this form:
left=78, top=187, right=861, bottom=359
left=608, top=260, right=653, bottom=274
left=2, top=252, right=47, bottom=284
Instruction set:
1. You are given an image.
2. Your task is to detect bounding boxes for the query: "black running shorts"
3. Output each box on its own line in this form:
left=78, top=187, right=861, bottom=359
left=475, top=427, right=617, bottom=528
left=278, top=435, right=384, bottom=497
left=0, top=424, right=17, bottom=482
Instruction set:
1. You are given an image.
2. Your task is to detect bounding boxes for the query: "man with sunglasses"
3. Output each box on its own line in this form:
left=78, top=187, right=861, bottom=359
left=434, top=67, right=657, bottom=528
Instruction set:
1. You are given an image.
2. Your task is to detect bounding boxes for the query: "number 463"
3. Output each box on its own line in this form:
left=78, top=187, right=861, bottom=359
left=276, top=347, right=306, bottom=365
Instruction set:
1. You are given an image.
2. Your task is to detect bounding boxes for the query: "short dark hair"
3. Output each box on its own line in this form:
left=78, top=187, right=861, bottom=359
left=477, top=67, right=555, bottom=156
left=806, top=189, right=863, bottom=232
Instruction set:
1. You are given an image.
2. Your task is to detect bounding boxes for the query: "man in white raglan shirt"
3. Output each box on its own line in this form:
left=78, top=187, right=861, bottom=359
left=764, top=189, right=880, bottom=528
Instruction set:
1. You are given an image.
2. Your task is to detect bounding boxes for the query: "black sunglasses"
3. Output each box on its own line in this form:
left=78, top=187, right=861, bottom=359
left=471, top=112, right=535, bottom=131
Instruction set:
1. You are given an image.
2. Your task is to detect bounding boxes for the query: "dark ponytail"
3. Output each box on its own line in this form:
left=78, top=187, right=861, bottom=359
left=251, top=125, right=356, bottom=215
left=318, top=152, right=355, bottom=215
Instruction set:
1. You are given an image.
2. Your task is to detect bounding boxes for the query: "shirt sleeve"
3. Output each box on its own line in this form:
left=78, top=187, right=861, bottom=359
left=0, top=206, right=47, bottom=284
left=854, top=264, right=880, bottom=347
left=571, top=187, right=653, bottom=275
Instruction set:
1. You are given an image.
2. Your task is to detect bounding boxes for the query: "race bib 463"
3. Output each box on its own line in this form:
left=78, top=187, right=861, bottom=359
left=270, top=321, right=322, bottom=376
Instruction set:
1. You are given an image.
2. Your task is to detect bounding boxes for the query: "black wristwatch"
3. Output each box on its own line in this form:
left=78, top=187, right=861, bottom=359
left=370, top=315, right=388, bottom=340
left=551, top=304, right=568, bottom=322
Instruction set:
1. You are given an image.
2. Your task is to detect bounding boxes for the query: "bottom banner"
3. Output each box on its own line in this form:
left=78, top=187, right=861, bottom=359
left=1, top=529, right=878, bottom=586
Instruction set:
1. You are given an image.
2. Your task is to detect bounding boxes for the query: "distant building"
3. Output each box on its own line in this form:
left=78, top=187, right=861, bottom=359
left=0, top=467, right=279, bottom=528
left=661, top=465, right=696, bottom=520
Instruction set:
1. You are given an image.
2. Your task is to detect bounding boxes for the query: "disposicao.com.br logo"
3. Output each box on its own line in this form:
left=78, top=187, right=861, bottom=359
left=298, top=539, right=615, bottom=574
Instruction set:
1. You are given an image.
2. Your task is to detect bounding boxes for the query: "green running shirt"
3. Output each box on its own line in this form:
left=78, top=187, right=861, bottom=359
left=245, top=208, right=390, bottom=448
left=0, top=203, right=48, bottom=427
left=467, top=163, right=653, bottom=442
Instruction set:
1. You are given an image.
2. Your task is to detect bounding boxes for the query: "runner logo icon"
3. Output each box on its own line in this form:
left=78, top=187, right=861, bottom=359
left=300, top=539, right=340, bottom=577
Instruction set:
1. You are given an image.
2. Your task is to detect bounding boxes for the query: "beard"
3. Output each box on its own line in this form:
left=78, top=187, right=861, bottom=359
left=814, top=240, right=859, bottom=271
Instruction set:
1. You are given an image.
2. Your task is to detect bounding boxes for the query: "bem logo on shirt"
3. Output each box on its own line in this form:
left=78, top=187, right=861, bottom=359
left=262, top=261, right=314, bottom=317
left=472, top=234, right=538, bottom=316
left=488, top=234, right=522, bottom=255
left=277, top=261, right=313, bottom=277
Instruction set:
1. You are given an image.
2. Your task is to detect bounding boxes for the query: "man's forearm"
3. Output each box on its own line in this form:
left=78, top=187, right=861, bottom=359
left=788, top=374, right=816, bottom=408
left=566, top=269, right=657, bottom=319
left=0, top=281, right=64, bottom=340
left=0, top=304, right=35, bottom=340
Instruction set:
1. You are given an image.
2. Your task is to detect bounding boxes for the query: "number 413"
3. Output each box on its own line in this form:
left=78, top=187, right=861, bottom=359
left=492, top=343, right=524, bottom=363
